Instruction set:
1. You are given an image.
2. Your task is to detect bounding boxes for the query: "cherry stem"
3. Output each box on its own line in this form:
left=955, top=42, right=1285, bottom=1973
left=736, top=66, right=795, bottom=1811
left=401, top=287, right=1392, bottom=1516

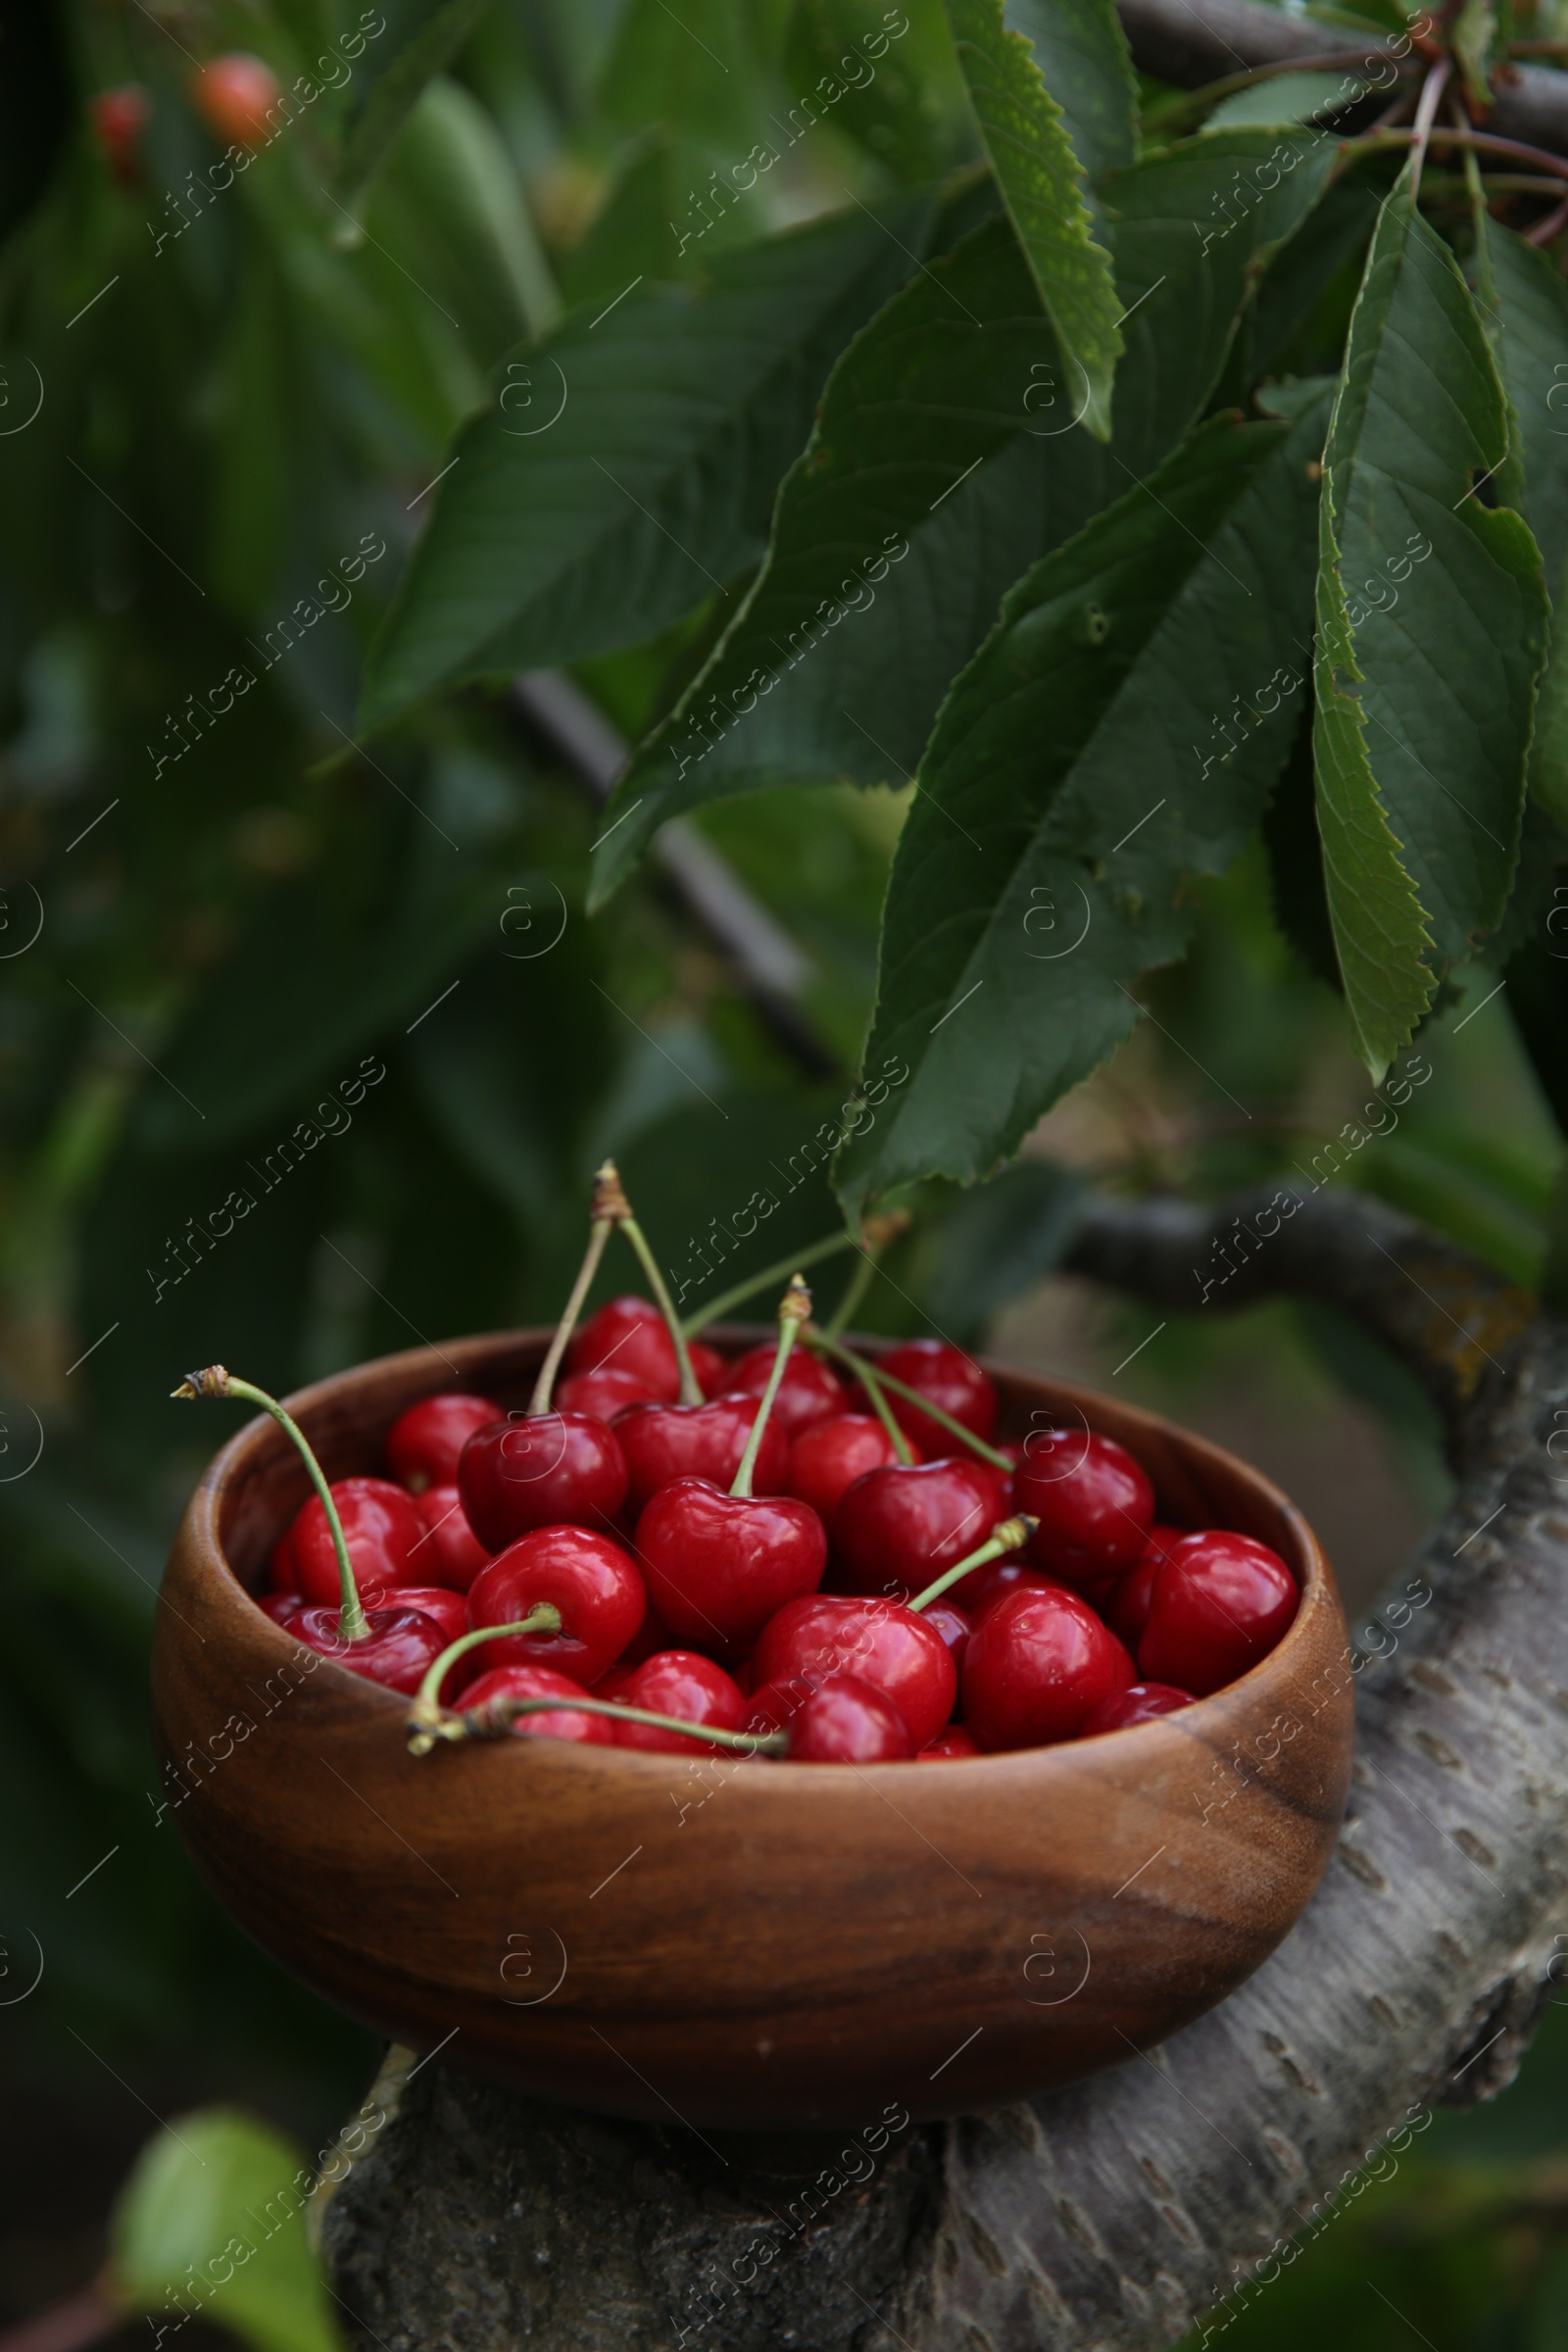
left=409, top=1690, right=786, bottom=1758
left=172, top=1367, right=372, bottom=1642
left=407, top=1607, right=565, bottom=1740
left=729, top=1274, right=811, bottom=1497
left=1408, top=55, right=1451, bottom=197
left=808, top=1325, right=912, bottom=1464
left=529, top=1169, right=621, bottom=1414
left=821, top=1211, right=909, bottom=1340
left=805, top=1331, right=1014, bottom=1470
left=906, top=1515, right=1037, bottom=1613
left=608, top=1172, right=703, bottom=1405
left=678, top=1231, right=856, bottom=1337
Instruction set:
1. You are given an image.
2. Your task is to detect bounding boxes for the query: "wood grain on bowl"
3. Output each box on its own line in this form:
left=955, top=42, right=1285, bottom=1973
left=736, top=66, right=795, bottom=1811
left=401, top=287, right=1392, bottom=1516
left=151, top=1330, right=1354, bottom=2131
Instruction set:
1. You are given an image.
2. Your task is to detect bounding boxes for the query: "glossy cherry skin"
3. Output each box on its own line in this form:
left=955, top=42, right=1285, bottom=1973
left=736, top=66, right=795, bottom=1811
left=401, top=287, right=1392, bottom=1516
left=566, top=1297, right=680, bottom=1401
left=833, top=1458, right=1001, bottom=1598
left=753, top=1594, right=955, bottom=1751
left=467, top=1526, right=645, bottom=1687
left=386, top=1393, right=499, bottom=1493
left=728, top=1345, right=848, bottom=1436
left=962, top=1587, right=1134, bottom=1752
left=954, top=1560, right=1064, bottom=1623
left=293, top=1603, right=448, bottom=1695
left=268, top=1525, right=301, bottom=1594
left=1105, top=1525, right=1184, bottom=1649
left=90, top=85, right=151, bottom=184
left=1082, top=1681, right=1195, bottom=1735
left=459, top=1411, right=627, bottom=1550
left=918, top=1596, right=974, bottom=1677
left=919, top=1726, right=980, bottom=1759
left=555, top=1367, right=659, bottom=1420
left=785, top=1413, right=913, bottom=1523
left=785, top=1674, right=914, bottom=1762
left=1015, top=1428, right=1153, bottom=1593
left=188, top=53, right=281, bottom=149
left=742, top=1672, right=819, bottom=1738
left=1139, top=1531, right=1298, bottom=1694
left=407, top=1485, right=492, bottom=1592
left=463, top=1663, right=615, bottom=1744
left=612, top=1650, right=747, bottom=1755
left=388, top=1585, right=468, bottom=1651
left=293, top=1478, right=425, bottom=1607
left=636, top=1477, right=827, bottom=1653
left=259, top=1592, right=305, bottom=1629
left=877, top=1339, right=998, bottom=1458
left=615, top=1394, right=789, bottom=1518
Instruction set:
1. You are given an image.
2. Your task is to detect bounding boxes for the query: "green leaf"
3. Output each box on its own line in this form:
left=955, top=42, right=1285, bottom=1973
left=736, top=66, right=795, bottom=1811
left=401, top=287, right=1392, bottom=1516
left=335, top=0, right=489, bottom=197
left=1313, top=175, right=1547, bottom=1078
left=358, top=193, right=937, bottom=734
left=783, top=0, right=970, bottom=182
left=110, top=2109, right=340, bottom=2352
left=1205, top=71, right=1358, bottom=128
left=1479, top=217, right=1568, bottom=829
left=945, top=0, right=1124, bottom=438
left=835, top=400, right=1331, bottom=1221
left=1004, top=0, right=1137, bottom=200
left=599, top=0, right=770, bottom=146
left=588, top=128, right=1336, bottom=902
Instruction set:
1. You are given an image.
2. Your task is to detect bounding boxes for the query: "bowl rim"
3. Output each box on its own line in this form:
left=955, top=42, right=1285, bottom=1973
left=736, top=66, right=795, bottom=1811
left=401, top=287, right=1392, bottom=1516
left=179, top=1325, right=1343, bottom=1782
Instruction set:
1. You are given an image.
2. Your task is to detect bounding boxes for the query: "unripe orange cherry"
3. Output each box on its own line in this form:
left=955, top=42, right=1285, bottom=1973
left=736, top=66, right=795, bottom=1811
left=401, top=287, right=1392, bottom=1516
left=188, top=53, right=281, bottom=151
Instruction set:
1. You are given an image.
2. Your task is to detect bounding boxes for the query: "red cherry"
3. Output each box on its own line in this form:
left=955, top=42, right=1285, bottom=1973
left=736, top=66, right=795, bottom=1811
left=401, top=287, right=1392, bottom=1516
left=386, top=1393, right=499, bottom=1493
left=90, top=84, right=151, bottom=184
left=917, top=1595, right=974, bottom=1675
left=833, top=1458, right=1001, bottom=1598
left=615, top=1597, right=684, bottom=1668
left=785, top=1412, right=913, bottom=1522
left=593, top=1660, right=639, bottom=1699
left=467, top=1525, right=645, bottom=1687
left=1015, top=1428, right=1153, bottom=1592
left=188, top=53, right=281, bottom=150
left=1082, top=1682, right=1195, bottom=1734
left=292, top=1603, right=449, bottom=1695
left=555, top=1366, right=659, bottom=1420
left=954, top=1560, right=1065, bottom=1623
left=408, top=1485, right=492, bottom=1592
left=919, top=1726, right=980, bottom=1759
left=690, top=1341, right=730, bottom=1398
left=385, top=1585, right=467, bottom=1653
left=636, top=1477, right=826, bottom=1652
left=293, top=1477, right=425, bottom=1607
left=728, top=1344, right=848, bottom=1435
left=743, top=1672, right=819, bottom=1738
left=877, top=1339, right=998, bottom=1457
left=268, top=1524, right=301, bottom=1594
left=259, top=1592, right=305, bottom=1629
left=782, top=1674, right=914, bottom=1762
left=567, top=1296, right=685, bottom=1401
left=615, top=1394, right=789, bottom=1518
left=612, top=1650, right=746, bottom=1754
left=463, top=1663, right=615, bottom=1743
left=962, top=1587, right=1134, bottom=1751
left=1105, top=1524, right=1184, bottom=1649
left=459, top=1410, right=627, bottom=1550
left=1139, top=1531, right=1298, bottom=1694
left=752, top=1594, right=955, bottom=1750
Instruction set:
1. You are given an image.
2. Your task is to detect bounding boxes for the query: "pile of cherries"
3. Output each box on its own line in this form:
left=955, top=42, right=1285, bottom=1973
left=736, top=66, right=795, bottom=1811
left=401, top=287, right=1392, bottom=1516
left=246, top=1271, right=1299, bottom=1765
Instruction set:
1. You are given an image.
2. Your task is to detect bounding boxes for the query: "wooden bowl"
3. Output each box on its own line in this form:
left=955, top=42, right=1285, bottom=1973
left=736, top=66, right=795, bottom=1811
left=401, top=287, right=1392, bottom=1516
left=152, top=1330, right=1353, bottom=2131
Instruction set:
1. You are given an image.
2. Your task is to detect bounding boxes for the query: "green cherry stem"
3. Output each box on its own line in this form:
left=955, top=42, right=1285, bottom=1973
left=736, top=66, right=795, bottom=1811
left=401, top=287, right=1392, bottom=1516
left=409, top=1690, right=785, bottom=1758
left=729, top=1275, right=811, bottom=1498
left=805, top=1330, right=1013, bottom=1470
left=406, top=1608, right=565, bottom=1748
left=807, top=1324, right=911, bottom=1464
left=172, top=1366, right=371, bottom=1642
left=606, top=1163, right=703, bottom=1405
left=678, top=1231, right=857, bottom=1338
left=821, top=1209, right=909, bottom=1339
left=907, top=1516, right=1036, bottom=1613
left=528, top=1163, right=621, bottom=1415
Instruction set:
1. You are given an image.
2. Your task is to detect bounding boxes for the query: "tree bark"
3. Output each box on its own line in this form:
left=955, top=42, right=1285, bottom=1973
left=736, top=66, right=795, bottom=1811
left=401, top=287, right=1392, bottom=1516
left=1113, top=0, right=1568, bottom=156
left=320, top=1187, right=1568, bottom=2352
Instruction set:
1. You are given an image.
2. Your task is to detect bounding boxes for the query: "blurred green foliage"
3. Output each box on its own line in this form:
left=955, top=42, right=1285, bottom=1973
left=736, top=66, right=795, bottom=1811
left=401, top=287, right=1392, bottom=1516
left=0, top=0, right=1565, bottom=2332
